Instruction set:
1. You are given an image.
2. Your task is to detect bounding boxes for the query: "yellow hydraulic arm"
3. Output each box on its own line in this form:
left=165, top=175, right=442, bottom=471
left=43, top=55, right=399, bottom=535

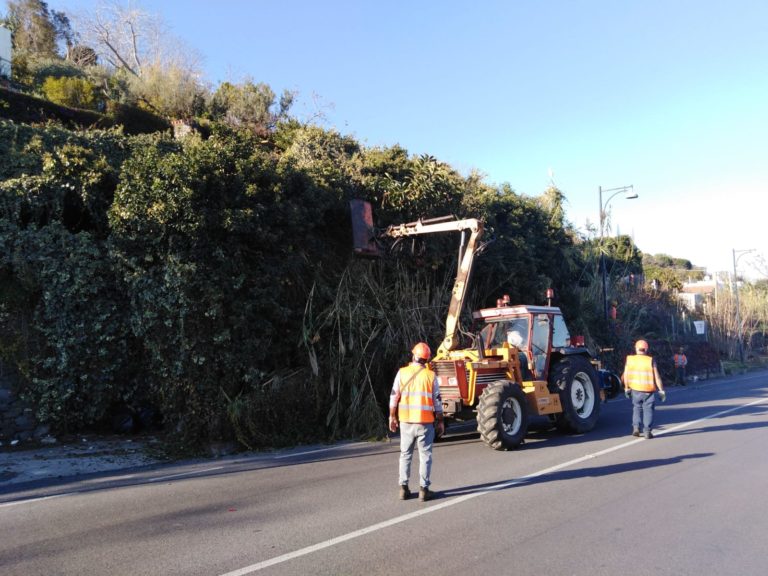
left=381, top=215, right=484, bottom=356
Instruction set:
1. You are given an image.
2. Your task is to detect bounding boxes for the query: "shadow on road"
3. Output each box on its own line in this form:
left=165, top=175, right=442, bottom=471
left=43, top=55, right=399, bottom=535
left=4, top=374, right=764, bottom=504
left=662, top=420, right=768, bottom=437
left=440, top=452, right=714, bottom=498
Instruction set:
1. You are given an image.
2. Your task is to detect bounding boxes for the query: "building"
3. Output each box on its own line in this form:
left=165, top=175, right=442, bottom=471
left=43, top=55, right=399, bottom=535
left=679, top=275, right=728, bottom=312
left=0, top=26, right=11, bottom=78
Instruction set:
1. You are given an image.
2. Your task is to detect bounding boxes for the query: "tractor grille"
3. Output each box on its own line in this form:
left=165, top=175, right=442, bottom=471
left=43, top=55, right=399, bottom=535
left=433, top=360, right=458, bottom=378
left=433, top=361, right=507, bottom=392
left=432, top=360, right=464, bottom=399
left=474, top=370, right=507, bottom=385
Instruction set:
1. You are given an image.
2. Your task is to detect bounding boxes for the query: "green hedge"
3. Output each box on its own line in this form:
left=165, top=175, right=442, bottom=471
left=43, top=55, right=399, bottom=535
left=1, top=117, right=622, bottom=452
left=0, top=86, right=170, bottom=135
left=0, top=85, right=103, bottom=127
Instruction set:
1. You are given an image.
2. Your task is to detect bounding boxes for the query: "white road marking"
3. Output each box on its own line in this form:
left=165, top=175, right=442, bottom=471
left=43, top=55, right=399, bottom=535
left=83, top=473, right=139, bottom=484
left=218, top=395, right=768, bottom=575
left=655, top=397, right=766, bottom=437
left=0, top=494, right=63, bottom=508
left=273, top=442, right=373, bottom=459
left=0, top=466, right=226, bottom=507
left=148, top=466, right=224, bottom=482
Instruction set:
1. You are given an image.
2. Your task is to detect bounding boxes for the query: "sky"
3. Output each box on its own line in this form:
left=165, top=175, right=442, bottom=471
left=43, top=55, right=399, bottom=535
left=55, top=0, right=768, bottom=279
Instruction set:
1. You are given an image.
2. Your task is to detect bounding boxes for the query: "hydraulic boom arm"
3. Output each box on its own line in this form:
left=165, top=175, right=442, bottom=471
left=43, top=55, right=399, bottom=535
left=382, top=215, right=484, bottom=356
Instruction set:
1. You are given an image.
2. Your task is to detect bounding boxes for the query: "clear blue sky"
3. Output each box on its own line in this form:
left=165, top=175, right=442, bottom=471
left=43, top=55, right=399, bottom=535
left=57, top=0, right=767, bottom=278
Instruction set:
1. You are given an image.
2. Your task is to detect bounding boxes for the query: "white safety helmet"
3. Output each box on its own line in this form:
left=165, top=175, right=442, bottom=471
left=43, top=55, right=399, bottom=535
left=507, top=330, right=523, bottom=347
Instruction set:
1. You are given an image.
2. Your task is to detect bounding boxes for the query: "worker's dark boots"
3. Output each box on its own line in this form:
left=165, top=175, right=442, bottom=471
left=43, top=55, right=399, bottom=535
left=632, top=429, right=640, bottom=437
left=645, top=430, right=653, bottom=439
left=419, top=487, right=433, bottom=502
left=398, top=485, right=411, bottom=500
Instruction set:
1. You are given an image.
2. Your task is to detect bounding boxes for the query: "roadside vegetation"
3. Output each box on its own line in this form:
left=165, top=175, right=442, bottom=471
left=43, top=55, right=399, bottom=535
left=1, top=1, right=766, bottom=453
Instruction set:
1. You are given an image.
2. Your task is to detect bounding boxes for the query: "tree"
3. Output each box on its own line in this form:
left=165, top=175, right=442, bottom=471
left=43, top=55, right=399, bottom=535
left=538, top=185, right=568, bottom=228
left=643, top=253, right=697, bottom=271
left=5, top=0, right=72, bottom=58
left=67, top=44, right=98, bottom=67
left=50, top=9, right=74, bottom=54
left=642, top=252, right=704, bottom=287
left=378, top=153, right=465, bottom=220
left=210, top=80, right=294, bottom=134
left=643, top=265, right=683, bottom=292
left=72, top=0, right=206, bottom=116
left=73, top=1, right=158, bottom=78
left=135, top=62, right=206, bottom=119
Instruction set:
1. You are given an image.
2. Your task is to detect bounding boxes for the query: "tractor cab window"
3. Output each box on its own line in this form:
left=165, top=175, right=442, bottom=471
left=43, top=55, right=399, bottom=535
left=531, top=314, right=551, bottom=377
left=552, top=315, right=571, bottom=348
left=504, top=317, right=530, bottom=349
left=481, top=317, right=530, bottom=350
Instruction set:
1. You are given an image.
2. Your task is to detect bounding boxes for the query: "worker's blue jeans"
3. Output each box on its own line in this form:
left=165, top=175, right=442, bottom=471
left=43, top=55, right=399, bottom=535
left=398, top=422, right=434, bottom=488
left=631, top=390, right=656, bottom=432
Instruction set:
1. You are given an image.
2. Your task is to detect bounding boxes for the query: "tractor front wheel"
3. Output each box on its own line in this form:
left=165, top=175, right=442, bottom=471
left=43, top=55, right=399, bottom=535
left=550, top=355, right=601, bottom=433
left=476, top=381, right=529, bottom=450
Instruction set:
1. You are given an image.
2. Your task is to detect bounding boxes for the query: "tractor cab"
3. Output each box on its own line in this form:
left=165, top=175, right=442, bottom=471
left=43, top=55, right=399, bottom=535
left=472, top=293, right=621, bottom=402
left=474, top=297, right=575, bottom=383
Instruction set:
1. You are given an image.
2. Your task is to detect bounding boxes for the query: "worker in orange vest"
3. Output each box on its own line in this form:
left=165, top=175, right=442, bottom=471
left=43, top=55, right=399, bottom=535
left=673, top=347, right=688, bottom=386
left=622, top=339, right=666, bottom=439
left=389, top=342, right=444, bottom=502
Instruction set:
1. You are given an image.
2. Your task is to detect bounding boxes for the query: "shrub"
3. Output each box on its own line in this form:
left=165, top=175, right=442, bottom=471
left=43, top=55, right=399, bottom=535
left=0, top=86, right=103, bottom=127
left=26, top=58, right=83, bottom=88
left=41, top=75, right=97, bottom=110
left=103, top=101, right=171, bottom=135
left=1, top=224, right=143, bottom=432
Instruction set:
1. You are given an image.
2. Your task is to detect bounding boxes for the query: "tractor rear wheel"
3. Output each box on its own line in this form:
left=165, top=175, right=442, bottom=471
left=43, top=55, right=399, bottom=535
left=550, top=355, right=601, bottom=433
left=476, top=381, right=529, bottom=450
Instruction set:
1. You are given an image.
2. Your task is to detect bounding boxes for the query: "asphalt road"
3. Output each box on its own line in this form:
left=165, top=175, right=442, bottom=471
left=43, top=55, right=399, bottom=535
left=1, top=371, right=767, bottom=576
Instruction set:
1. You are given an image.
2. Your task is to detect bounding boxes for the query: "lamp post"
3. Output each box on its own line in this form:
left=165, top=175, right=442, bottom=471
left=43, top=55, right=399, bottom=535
left=598, top=185, right=638, bottom=323
left=732, top=248, right=754, bottom=363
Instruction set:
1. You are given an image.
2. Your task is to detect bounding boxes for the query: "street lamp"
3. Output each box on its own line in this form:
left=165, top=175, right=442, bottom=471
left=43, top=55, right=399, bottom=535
left=732, top=248, right=754, bottom=363
left=598, top=185, right=638, bottom=323
left=599, top=185, right=638, bottom=238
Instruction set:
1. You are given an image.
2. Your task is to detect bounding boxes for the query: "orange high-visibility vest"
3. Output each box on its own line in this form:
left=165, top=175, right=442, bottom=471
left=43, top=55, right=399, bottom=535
left=624, top=354, right=656, bottom=392
left=674, top=353, right=687, bottom=367
left=397, top=364, right=436, bottom=424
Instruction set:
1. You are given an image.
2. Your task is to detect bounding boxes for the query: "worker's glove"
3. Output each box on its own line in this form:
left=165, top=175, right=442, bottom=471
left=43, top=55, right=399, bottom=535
left=624, top=389, right=631, bottom=399
left=658, top=390, right=667, bottom=402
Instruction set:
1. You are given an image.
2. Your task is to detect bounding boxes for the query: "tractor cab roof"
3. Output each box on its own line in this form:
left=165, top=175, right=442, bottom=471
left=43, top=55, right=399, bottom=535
left=473, top=304, right=563, bottom=322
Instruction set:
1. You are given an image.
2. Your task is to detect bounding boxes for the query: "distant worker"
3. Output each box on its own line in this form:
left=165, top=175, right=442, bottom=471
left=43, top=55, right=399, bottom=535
left=389, top=342, right=444, bottom=502
left=673, top=347, right=688, bottom=386
left=622, top=339, right=666, bottom=439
